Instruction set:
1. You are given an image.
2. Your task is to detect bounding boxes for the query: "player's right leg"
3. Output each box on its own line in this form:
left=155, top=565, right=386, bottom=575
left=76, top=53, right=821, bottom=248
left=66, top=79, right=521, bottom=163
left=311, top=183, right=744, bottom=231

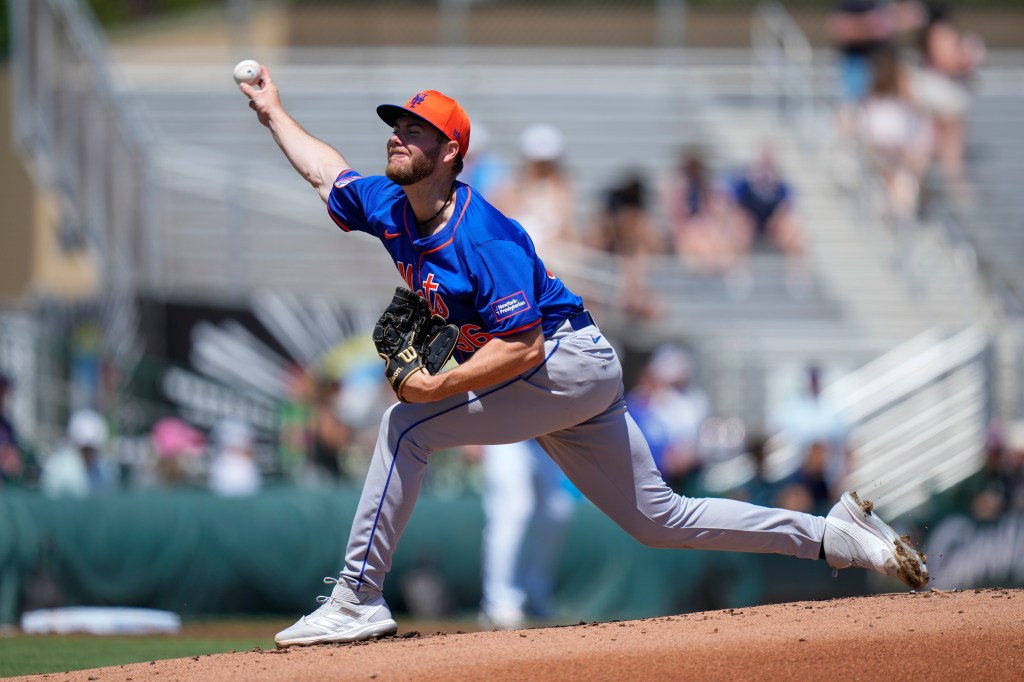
left=274, top=576, right=397, bottom=648
left=278, top=327, right=622, bottom=647
left=335, top=326, right=623, bottom=601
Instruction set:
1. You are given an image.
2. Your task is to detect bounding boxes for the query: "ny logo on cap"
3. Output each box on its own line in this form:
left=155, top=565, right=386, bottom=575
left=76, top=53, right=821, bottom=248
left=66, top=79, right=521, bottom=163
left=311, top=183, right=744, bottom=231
left=409, top=93, right=427, bottom=108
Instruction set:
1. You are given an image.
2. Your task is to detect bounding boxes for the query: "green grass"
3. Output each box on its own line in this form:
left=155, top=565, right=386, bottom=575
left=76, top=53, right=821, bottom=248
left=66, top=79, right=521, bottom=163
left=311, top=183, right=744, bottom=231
left=0, top=631, right=276, bottom=678
left=0, top=617, right=478, bottom=677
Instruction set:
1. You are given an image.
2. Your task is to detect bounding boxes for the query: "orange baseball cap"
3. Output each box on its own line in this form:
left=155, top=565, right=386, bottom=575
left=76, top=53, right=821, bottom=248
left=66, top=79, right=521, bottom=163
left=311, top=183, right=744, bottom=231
left=377, top=90, right=471, bottom=158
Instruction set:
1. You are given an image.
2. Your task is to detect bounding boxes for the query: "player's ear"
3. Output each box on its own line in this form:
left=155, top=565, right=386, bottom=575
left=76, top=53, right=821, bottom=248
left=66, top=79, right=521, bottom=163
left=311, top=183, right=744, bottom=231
left=444, top=139, right=461, bottom=165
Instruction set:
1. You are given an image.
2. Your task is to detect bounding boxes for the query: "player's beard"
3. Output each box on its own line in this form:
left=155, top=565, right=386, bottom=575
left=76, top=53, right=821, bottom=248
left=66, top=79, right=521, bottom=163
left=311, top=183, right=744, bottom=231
left=386, top=147, right=438, bottom=186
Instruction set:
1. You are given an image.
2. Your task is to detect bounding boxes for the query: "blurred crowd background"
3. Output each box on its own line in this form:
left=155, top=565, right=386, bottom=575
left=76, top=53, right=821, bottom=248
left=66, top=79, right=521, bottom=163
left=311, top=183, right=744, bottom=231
left=2, top=0, right=1024, bottom=627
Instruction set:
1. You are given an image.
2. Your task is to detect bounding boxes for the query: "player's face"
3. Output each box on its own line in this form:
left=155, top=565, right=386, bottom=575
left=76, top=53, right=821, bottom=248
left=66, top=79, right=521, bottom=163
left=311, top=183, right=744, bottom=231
left=385, top=116, right=446, bottom=186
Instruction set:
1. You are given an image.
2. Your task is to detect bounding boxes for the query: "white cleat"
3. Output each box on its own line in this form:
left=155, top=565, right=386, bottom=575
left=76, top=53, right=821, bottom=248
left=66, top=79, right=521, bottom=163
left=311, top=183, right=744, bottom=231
left=824, top=491, right=929, bottom=589
left=275, top=577, right=398, bottom=648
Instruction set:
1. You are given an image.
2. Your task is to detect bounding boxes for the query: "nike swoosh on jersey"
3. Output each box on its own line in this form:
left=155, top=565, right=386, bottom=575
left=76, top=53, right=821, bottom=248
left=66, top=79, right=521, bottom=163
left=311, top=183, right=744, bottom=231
left=384, top=230, right=401, bottom=240
left=591, top=335, right=602, bottom=343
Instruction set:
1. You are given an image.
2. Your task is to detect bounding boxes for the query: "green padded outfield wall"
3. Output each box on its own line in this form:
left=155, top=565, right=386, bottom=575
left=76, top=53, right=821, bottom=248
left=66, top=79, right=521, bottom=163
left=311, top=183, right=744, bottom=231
left=0, top=488, right=872, bottom=626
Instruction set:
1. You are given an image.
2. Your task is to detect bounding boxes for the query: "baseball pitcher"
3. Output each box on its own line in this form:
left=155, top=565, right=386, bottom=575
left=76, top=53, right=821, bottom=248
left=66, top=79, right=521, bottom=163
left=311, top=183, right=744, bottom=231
left=237, top=67, right=928, bottom=648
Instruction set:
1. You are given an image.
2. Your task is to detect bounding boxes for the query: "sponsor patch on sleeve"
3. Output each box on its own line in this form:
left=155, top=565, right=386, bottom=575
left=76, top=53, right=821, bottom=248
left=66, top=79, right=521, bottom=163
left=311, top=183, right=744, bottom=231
left=490, top=291, right=531, bottom=322
left=334, top=171, right=361, bottom=189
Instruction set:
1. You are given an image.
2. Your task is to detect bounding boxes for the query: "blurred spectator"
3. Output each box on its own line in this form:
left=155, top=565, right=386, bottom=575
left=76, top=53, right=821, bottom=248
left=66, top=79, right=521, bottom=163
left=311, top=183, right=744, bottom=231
left=208, top=418, right=261, bottom=497
left=595, top=172, right=664, bottom=320
left=774, top=480, right=817, bottom=514
left=827, top=1, right=926, bottom=131
left=661, top=147, right=742, bottom=276
left=335, top=359, right=401, bottom=464
left=150, top=417, right=206, bottom=487
left=627, top=345, right=710, bottom=494
left=493, top=123, right=577, bottom=260
left=729, top=435, right=777, bottom=508
left=478, top=439, right=575, bottom=630
left=41, top=409, right=117, bottom=498
left=278, top=364, right=315, bottom=481
left=775, top=365, right=851, bottom=495
left=859, top=43, right=934, bottom=223
left=461, top=123, right=510, bottom=200
left=69, top=323, right=104, bottom=415
left=912, top=2, right=985, bottom=194
left=278, top=368, right=356, bottom=485
left=727, top=144, right=809, bottom=298
left=780, top=441, right=835, bottom=515
left=730, top=145, right=804, bottom=257
left=0, top=372, right=26, bottom=488
left=306, top=375, right=352, bottom=483
left=934, top=421, right=1016, bottom=521
left=594, top=171, right=665, bottom=257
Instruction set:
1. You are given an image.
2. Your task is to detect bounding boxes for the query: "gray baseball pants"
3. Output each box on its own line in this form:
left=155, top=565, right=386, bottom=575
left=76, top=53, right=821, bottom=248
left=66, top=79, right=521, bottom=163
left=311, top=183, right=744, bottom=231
left=342, top=317, right=827, bottom=593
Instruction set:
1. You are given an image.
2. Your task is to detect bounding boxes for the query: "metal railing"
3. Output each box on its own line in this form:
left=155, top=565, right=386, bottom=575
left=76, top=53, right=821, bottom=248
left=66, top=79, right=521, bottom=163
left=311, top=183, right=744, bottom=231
left=761, top=326, right=991, bottom=517
left=9, top=0, right=150, bottom=413
left=0, top=313, right=39, bottom=444
left=750, top=1, right=825, bottom=149
left=11, top=0, right=156, bottom=274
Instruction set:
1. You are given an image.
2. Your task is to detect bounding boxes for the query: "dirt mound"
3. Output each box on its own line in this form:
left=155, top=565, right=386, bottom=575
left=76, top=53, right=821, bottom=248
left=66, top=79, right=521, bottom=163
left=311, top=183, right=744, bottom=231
left=12, top=589, right=1024, bottom=681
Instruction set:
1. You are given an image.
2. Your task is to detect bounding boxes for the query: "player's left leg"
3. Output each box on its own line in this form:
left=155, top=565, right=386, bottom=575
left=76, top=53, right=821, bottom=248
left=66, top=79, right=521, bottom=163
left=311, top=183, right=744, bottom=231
left=536, top=400, right=927, bottom=588
left=537, top=404, right=825, bottom=559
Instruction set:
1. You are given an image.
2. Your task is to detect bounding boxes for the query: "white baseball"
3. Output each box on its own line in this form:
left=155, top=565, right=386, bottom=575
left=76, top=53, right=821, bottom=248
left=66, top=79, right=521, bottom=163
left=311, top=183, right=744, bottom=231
left=233, top=59, right=261, bottom=86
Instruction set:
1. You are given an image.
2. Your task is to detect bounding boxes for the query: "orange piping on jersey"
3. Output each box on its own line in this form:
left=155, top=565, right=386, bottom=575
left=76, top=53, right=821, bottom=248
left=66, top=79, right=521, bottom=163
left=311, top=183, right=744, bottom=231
left=328, top=208, right=352, bottom=232
left=416, top=186, right=473, bottom=289
left=491, top=318, right=541, bottom=337
left=421, top=186, right=471, bottom=257
left=400, top=201, right=415, bottom=242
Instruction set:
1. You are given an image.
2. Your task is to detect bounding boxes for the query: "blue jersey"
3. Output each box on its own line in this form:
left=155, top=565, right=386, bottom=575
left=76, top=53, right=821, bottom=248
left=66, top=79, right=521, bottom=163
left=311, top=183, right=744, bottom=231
left=327, top=170, right=584, bottom=363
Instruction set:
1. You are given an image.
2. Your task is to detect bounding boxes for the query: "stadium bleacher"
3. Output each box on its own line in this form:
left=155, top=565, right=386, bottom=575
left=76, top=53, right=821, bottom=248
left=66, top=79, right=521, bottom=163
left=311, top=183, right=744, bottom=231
left=10, top=0, right=1021, bottom=512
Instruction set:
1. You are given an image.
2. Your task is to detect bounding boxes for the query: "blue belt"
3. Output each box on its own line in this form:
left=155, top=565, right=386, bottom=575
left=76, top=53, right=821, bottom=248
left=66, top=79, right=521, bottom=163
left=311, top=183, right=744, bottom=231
left=566, top=309, right=595, bottom=331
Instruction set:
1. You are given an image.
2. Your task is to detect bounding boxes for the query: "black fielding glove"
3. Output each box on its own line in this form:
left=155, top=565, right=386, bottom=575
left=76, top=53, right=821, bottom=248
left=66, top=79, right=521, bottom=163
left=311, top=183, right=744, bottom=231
left=373, top=287, right=458, bottom=400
